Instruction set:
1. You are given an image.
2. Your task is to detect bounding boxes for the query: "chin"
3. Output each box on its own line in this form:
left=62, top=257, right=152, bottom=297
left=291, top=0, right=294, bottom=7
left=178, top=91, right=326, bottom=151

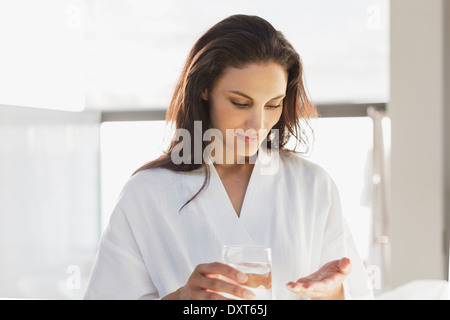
left=235, top=143, right=260, bottom=159
left=222, top=137, right=266, bottom=163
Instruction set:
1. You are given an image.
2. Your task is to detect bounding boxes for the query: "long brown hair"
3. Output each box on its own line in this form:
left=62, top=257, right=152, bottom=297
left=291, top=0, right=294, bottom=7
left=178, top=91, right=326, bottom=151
left=134, top=14, right=317, bottom=211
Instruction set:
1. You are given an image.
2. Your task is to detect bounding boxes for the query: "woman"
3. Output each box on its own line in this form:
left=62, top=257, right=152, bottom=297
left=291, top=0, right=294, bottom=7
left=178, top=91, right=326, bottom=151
left=84, top=14, right=373, bottom=300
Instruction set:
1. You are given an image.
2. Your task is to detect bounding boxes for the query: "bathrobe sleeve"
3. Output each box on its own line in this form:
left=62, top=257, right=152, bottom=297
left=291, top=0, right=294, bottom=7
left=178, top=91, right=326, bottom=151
left=83, top=200, right=159, bottom=300
left=319, top=176, right=374, bottom=300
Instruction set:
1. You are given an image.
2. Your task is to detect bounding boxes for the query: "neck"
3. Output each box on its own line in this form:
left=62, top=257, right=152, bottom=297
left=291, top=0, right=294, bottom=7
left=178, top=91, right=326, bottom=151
left=213, top=161, right=255, bottom=173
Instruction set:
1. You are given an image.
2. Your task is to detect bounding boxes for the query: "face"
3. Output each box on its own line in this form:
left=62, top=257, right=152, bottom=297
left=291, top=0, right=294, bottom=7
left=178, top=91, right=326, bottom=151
left=203, top=62, right=288, bottom=164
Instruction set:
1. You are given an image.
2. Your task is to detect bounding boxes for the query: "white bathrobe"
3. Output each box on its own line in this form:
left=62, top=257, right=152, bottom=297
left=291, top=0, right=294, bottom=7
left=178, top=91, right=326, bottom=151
left=84, top=150, right=374, bottom=300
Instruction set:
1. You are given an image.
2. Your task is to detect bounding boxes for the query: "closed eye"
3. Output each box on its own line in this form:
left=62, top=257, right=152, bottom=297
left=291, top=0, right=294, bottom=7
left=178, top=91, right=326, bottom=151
left=231, top=101, right=282, bottom=109
left=266, top=104, right=282, bottom=109
left=231, top=101, right=250, bottom=108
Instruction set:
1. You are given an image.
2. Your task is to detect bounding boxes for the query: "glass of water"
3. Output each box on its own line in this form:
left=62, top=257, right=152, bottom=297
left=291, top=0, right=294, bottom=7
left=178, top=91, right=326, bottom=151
left=221, top=245, right=272, bottom=300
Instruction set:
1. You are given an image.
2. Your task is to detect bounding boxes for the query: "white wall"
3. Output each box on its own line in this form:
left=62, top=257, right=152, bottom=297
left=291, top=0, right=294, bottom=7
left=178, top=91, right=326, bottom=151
left=0, top=105, right=100, bottom=299
left=389, top=0, right=449, bottom=287
left=445, top=0, right=450, bottom=277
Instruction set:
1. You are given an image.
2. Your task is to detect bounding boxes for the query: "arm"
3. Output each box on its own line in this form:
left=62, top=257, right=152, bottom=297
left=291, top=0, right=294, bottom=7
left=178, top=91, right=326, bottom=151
left=84, top=207, right=159, bottom=300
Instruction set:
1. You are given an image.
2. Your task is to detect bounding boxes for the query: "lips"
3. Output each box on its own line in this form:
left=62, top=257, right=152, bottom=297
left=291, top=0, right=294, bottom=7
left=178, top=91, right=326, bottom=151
left=235, top=133, right=259, bottom=143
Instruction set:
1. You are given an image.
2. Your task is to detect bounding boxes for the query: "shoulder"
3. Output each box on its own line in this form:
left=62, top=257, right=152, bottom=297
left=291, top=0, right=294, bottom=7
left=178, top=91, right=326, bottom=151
left=279, top=151, right=342, bottom=220
left=124, top=167, right=168, bottom=192
left=117, top=167, right=182, bottom=204
left=116, top=165, right=206, bottom=208
left=280, top=150, right=334, bottom=186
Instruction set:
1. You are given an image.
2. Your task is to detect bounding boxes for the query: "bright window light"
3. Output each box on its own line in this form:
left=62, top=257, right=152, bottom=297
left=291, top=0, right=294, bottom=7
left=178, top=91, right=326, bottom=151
left=300, top=117, right=374, bottom=261
left=100, top=121, right=169, bottom=227
left=0, top=0, right=85, bottom=111
left=86, top=0, right=389, bottom=109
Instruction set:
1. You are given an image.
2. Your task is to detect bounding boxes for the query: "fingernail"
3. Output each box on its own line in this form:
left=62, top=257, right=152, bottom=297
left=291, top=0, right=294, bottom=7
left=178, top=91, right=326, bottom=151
left=286, top=283, right=298, bottom=291
left=237, top=272, right=248, bottom=282
left=244, top=290, right=255, bottom=299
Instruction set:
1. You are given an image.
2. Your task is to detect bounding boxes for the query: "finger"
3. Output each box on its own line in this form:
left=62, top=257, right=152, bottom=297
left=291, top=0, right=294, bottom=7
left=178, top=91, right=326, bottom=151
left=286, top=278, right=337, bottom=299
left=287, top=271, right=346, bottom=299
left=202, top=277, right=255, bottom=300
left=191, top=263, right=255, bottom=300
left=196, top=262, right=248, bottom=283
left=285, top=282, right=314, bottom=298
left=191, top=287, right=234, bottom=300
left=338, top=257, right=352, bottom=275
left=286, top=280, right=319, bottom=292
left=205, top=291, right=234, bottom=300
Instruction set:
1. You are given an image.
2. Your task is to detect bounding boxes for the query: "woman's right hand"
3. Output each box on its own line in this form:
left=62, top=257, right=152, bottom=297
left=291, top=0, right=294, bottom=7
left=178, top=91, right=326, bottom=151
left=162, top=262, right=255, bottom=300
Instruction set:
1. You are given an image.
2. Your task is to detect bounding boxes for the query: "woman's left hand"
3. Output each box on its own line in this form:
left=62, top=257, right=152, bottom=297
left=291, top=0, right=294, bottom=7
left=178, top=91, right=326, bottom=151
left=286, top=257, right=352, bottom=300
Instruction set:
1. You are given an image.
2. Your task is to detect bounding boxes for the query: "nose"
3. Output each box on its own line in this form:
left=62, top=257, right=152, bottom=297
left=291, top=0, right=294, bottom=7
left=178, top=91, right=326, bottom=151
left=245, top=107, right=265, bottom=133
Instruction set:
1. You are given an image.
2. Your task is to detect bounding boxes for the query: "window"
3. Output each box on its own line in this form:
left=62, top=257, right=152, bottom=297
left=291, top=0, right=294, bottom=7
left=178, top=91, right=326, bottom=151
left=100, top=121, right=168, bottom=227
left=86, top=0, right=389, bottom=109
left=0, top=106, right=100, bottom=299
left=293, top=117, right=374, bottom=261
left=0, top=0, right=85, bottom=111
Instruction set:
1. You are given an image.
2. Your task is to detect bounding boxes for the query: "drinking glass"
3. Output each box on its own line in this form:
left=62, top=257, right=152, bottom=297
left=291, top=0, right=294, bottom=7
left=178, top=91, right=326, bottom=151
left=221, top=245, right=272, bottom=300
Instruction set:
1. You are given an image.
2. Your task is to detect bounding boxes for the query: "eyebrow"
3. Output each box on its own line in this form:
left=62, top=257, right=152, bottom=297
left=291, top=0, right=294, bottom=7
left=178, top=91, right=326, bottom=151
left=228, top=91, right=286, bottom=101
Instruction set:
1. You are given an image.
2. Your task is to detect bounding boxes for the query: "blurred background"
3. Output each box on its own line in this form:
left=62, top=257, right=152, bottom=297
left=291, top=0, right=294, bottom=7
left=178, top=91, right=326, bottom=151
left=0, top=0, right=448, bottom=299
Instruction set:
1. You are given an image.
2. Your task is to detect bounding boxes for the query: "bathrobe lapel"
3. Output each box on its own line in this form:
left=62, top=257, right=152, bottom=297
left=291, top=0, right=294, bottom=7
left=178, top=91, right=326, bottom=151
left=203, top=149, right=279, bottom=247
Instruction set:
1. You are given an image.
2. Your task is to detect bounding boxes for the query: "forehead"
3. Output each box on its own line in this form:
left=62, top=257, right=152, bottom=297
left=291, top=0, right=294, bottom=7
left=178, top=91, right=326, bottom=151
left=213, top=62, right=288, bottom=98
